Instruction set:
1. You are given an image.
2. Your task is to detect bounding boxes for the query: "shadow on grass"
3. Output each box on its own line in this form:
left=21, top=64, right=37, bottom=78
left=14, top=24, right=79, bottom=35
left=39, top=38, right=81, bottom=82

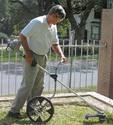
left=83, top=121, right=103, bottom=125
left=0, top=114, right=113, bottom=125
left=0, top=115, right=47, bottom=125
left=83, top=118, right=113, bottom=125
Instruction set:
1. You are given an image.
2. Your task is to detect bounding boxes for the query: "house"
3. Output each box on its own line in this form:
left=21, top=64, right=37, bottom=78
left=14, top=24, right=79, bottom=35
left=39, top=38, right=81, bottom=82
left=86, top=0, right=109, bottom=40
left=107, top=0, right=113, bottom=8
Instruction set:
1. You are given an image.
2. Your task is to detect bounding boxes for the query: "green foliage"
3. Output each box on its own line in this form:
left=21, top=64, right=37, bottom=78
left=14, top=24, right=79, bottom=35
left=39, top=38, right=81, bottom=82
left=0, top=32, right=8, bottom=39
left=57, top=19, right=71, bottom=38
left=0, top=0, right=9, bottom=17
left=0, top=0, right=10, bottom=35
left=0, top=0, right=105, bottom=37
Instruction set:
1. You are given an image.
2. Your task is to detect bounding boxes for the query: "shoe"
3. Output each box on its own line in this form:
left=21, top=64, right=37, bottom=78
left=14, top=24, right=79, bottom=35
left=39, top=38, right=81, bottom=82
left=7, top=111, right=22, bottom=119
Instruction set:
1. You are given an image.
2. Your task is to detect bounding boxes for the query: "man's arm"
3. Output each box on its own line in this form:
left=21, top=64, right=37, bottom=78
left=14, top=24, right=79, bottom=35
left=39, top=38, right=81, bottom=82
left=19, top=33, right=33, bottom=64
left=52, top=44, right=67, bottom=62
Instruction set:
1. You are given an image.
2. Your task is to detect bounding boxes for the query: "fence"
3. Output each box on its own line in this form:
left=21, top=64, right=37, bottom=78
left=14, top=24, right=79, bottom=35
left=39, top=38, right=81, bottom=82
left=0, top=39, right=106, bottom=96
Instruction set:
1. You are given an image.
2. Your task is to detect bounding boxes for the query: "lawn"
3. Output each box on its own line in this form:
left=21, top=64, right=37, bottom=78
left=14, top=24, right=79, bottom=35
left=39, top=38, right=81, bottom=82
left=0, top=48, right=98, bottom=62
left=0, top=103, right=113, bottom=125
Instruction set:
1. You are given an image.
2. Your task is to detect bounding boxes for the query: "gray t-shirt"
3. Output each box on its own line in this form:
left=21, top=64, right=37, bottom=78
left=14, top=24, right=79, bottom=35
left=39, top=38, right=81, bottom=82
left=21, top=15, right=59, bottom=55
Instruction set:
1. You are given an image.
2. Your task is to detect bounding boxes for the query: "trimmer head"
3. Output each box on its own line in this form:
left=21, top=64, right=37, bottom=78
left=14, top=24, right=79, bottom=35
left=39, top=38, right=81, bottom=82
left=85, top=112, right=106, bottom=123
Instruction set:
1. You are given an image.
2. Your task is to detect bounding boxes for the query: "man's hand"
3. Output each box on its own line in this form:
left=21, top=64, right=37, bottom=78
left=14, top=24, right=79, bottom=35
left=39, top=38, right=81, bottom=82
left=19, top=33, right=33, bottom=65
left=60, top=56, right=67, bottom=63
left=25, top=50, right=33, bottom=65
left=52, top=44, right=68, bottom=63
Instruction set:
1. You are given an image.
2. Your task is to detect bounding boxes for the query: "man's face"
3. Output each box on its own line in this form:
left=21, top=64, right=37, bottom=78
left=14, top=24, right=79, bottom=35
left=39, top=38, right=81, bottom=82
left=50, top=13, right=62, bottom=25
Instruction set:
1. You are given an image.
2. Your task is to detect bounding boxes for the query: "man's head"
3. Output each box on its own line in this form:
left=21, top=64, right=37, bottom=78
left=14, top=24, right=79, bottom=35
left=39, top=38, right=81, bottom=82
left=47, top=5, right=66, bottom=25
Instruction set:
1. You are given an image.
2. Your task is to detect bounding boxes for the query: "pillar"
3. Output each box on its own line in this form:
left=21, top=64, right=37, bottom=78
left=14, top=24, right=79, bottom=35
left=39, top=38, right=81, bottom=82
left=98, top=9, right=113, bottom=99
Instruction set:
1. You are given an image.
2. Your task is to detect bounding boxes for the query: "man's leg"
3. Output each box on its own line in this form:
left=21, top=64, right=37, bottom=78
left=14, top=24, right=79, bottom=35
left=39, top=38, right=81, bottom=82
left=27, top=55, right=47, bottom=101
left=9, top=60, right=38, bottom=115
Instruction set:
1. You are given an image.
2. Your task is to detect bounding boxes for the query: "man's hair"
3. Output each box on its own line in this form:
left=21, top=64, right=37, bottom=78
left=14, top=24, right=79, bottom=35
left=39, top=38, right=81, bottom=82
left=48, top=5, right=66, bottom=20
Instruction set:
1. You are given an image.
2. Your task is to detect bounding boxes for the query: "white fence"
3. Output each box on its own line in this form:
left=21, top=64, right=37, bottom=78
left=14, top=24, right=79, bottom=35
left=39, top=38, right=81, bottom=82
left=0, top=39, right=105, bottom=96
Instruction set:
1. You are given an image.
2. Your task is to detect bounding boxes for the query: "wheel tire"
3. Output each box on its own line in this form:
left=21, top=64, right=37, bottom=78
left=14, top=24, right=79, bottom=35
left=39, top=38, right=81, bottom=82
left=27, top=96, right=54, bottom=124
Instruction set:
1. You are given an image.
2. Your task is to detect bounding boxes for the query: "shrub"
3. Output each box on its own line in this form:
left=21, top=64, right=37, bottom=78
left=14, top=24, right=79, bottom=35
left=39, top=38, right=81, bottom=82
left=0, top=32, right=8, bottom=44
left=0, top=32, right=8, bottom=39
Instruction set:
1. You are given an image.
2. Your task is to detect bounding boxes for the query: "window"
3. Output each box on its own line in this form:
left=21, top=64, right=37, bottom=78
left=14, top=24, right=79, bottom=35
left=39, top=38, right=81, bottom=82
left=91, top=24, right=100, bottom=40
left=107, top=0, right=113, bottom=8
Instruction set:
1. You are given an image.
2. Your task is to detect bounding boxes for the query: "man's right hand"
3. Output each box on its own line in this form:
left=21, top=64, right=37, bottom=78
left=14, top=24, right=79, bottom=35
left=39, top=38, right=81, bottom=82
left=25, top=50, right=33, bottom=65
left=19, top=33, right=33, bottom=65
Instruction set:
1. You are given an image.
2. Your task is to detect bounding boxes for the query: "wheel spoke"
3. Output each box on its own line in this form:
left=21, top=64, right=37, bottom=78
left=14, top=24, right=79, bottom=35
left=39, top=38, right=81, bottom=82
left=46, top=108, right=53, bottom=115
left=27, top=96, right=54, bottom=123
left=29, top=104, right=35, bottom=110
left=38, top=97, right=45, bottom=104
left=36, top=116, right=43, bottom=122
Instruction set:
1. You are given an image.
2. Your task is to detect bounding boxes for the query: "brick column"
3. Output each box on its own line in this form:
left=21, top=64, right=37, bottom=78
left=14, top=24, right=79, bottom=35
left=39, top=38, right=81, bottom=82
left=97, top=9, right=113, bottom=99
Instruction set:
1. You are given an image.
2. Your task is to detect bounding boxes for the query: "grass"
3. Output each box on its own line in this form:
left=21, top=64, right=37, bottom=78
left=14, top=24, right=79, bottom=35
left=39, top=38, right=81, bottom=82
left=0, top=50, right=23, bottom=62
left=0, top=49, right=98, bottom=62
left=44, top=85, right=97, bottom=95
left=0, top=103, right=113, bottom=125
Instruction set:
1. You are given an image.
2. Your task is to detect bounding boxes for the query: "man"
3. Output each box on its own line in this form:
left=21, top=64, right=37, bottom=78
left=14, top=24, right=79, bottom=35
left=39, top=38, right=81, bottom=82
left=7, top=5, right=67, bottom=119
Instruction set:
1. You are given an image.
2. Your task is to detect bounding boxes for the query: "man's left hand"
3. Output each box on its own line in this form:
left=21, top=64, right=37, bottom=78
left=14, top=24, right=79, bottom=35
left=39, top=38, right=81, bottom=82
left=60, top=56, right=68, bottom=63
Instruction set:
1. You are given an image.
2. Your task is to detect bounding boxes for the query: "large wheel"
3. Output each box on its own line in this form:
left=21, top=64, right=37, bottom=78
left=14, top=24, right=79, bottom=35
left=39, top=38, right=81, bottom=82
left=27, top=96, right=54, bottom=124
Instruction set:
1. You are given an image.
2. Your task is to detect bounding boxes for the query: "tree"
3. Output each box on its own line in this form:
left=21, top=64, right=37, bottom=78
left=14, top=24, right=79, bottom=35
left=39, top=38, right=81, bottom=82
left=56, top=0, right=104, bottom=41
left=0, top=0, right=9, bottom=20
left=8, top=0, right=55, bottom=35
left=0, top=0, right=11, bottom=35
left=0, top=0, right=104, bottom=38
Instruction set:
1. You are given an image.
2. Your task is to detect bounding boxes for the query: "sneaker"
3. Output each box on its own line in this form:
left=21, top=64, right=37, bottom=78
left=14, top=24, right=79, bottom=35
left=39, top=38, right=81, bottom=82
left=7, top=111, right=22, bottom=119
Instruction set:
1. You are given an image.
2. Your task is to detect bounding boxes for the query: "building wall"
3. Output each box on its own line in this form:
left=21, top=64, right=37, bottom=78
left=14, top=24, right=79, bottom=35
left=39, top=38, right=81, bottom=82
left=85, top=0, right=112, bottom=40
left=86, top=9, right=100, bottom=40
left=107, top=0, right=113, bottom=8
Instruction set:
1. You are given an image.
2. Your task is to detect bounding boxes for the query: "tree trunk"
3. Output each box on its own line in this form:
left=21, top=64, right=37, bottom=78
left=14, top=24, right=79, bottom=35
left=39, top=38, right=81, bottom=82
left=74, top=25, right=86, bottom=42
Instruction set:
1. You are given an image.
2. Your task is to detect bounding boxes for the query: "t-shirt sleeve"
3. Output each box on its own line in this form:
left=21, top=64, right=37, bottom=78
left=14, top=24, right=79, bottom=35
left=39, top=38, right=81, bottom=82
left=51, top=25, right=59, bottom=44
left=21, top=20, right=38, bottom=38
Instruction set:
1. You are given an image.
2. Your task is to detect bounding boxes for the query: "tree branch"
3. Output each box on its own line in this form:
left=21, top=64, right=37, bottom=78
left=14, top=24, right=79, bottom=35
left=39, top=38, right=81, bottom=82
left=66, top=0, right=78, bottom=30
left=80, top=0, right=96, bottom=27
left=10, top=0, right=34, bottom=14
